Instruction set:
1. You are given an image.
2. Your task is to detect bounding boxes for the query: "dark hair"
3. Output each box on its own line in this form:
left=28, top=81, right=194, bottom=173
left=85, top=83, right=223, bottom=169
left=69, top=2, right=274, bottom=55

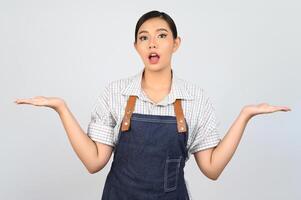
left=134, top=10, right=178, bottom=44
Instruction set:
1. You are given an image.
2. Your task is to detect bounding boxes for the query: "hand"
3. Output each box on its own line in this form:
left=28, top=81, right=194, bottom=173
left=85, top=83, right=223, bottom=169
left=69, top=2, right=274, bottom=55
left=242, top=103, right=292, bottom=120
left=14, top=96, right=66, bottom=111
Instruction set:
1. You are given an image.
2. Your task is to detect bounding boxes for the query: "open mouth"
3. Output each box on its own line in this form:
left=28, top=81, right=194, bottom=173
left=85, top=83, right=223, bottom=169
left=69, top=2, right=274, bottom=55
left=148, top=53, right=160, bottom=64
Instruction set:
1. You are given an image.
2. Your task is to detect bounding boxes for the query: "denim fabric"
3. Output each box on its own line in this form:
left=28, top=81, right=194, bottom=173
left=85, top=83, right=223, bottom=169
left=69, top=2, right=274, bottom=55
left=101, top=113, right=190, bottom=200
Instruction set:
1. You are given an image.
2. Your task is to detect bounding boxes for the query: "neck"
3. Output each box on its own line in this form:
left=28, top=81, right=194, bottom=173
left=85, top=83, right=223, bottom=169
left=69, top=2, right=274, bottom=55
left=141, top=67, right=172, bottom=91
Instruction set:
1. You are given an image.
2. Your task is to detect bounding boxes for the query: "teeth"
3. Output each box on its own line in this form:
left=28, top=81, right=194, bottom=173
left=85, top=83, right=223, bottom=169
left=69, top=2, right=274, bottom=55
left=150, top=53, right=157, bottom=56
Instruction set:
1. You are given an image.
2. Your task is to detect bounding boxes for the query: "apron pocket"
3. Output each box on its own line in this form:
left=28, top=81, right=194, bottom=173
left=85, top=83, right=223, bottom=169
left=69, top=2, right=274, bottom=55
left=164, top=156, right=182, bottom=192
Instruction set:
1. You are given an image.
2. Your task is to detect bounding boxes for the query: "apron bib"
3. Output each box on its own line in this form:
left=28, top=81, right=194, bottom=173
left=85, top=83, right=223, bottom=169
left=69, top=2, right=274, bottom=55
left=101, top=95, right=190, bottom=200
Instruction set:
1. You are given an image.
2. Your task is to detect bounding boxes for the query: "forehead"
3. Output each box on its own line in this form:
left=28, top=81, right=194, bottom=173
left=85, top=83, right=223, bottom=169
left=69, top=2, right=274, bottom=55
left=138, top=17, right=170, bottom=33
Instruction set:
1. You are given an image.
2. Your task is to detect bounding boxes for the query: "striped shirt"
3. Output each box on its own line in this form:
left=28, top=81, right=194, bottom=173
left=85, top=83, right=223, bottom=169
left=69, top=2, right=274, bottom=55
left=87, top=68, right=221, bottom=162
left=87, top=68, right=222, bottom=200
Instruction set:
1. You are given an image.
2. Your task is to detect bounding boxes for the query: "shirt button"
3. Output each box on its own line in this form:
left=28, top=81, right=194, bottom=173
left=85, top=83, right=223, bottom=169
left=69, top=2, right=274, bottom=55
left=124, top=122, right=128, bottom=126
left=150, top=104, right=156, bottom=112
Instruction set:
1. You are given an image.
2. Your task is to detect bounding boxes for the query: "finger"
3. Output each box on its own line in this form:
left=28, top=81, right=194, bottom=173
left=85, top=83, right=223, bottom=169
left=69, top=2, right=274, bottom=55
left=14, top=98, right=33, bottom=104
left=281, top=107, right=291, bottom=111
left=273, top=106, right=291, bottom=112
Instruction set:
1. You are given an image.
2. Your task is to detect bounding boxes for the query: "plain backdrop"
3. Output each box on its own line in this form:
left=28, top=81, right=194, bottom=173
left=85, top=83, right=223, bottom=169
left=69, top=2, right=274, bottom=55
left=1, top=0, right=300, bottom=199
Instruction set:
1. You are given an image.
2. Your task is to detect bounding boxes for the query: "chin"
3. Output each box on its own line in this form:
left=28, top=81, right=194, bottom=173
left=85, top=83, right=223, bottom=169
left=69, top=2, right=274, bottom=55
left=144, top=61, right=170, bottom=70
left=144, top=65, right=167, bottom=72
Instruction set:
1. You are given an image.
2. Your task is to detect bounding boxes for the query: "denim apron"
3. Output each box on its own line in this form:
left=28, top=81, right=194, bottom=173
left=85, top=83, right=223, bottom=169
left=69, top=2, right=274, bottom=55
left=101, top=95, right=190, bottom=200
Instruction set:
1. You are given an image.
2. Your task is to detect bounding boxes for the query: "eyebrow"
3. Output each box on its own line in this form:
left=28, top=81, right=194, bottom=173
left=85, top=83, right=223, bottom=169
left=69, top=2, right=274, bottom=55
left=138, top=28, right=169, bottom=35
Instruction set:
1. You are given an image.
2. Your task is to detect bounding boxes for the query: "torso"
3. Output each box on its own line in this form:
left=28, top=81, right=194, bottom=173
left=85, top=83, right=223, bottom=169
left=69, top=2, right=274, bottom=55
left=141, top=81, right=171, bottom=105
left=142, top=88, right=170, bottom=104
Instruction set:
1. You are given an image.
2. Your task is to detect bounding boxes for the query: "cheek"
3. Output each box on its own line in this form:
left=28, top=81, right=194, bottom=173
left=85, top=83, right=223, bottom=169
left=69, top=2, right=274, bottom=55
left=161, top=40, right=174, bottom=52
left=136, top=46, right=147, bottom=57
left=161, top=44, right=174, bottom=58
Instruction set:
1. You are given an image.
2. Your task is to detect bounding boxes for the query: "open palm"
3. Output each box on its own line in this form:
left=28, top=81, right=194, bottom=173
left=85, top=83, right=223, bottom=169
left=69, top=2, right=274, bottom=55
left=243, top=103, right=291, bottom=119
left=14, top=96, right=64, bottom=110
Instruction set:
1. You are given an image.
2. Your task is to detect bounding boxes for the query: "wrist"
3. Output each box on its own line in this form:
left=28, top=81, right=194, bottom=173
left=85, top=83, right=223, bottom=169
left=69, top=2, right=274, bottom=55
left=55, top=100, right=68, bottom=115
left=240, top=107, right=253, bottom=122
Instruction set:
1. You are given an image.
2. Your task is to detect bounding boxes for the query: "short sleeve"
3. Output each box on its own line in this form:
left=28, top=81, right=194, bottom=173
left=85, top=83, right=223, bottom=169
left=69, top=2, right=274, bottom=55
left=189, top=91, right=222, bottom=154
left=87, top=84, right=116, bottom=147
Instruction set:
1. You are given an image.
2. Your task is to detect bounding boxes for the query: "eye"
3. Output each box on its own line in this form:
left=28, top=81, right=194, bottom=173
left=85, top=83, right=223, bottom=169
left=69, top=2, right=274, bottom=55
left=139, top=36, right=148, bottom=41
left=158, top=33, right=167, bottom=38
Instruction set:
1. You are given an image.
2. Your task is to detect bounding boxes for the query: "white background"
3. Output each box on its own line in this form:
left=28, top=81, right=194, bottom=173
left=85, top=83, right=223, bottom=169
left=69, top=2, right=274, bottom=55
left=1, top=0, right=300, bottom=199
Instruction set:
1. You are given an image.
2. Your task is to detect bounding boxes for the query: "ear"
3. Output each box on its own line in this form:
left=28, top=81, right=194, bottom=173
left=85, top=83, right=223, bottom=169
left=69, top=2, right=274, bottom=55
left=172, top=36, right=181, bottom=53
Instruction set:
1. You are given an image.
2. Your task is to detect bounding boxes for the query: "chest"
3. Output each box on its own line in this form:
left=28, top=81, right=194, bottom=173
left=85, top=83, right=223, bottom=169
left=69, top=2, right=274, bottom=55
left=142, top=88, right=170, bottom=105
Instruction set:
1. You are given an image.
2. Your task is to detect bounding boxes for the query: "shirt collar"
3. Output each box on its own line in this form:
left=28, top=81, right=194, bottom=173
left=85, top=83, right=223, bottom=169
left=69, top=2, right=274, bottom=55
left=121, top=68, right=194, bottom=106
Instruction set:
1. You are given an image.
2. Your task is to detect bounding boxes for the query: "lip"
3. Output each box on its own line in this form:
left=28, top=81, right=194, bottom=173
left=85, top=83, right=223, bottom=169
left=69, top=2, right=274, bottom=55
left=147, top=51, right=160, bottom=59
left=147, top=51, right=160, bottom=65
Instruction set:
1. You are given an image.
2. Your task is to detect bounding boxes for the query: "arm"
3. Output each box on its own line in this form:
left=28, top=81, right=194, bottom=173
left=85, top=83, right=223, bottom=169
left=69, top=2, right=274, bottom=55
left=15, top=96, right=114, bottom=174
left=56, top=103, right=113, bottom=174
left=194, top=109, right=249, bottom=180
left=194, top=103, right=291, bottom=180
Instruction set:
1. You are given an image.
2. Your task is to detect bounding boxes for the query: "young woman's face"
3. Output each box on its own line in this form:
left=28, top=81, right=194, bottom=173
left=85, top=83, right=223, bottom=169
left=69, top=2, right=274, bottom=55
left=134, top=17, right=181, bottom=72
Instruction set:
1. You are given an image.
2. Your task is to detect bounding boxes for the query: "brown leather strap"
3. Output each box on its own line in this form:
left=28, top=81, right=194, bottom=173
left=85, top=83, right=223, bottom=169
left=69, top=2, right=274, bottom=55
left=174, top=99, right=187, bottom=133
left=121, top=95, right=137, bottom=132
left=121, top=95, right=187, bottom=133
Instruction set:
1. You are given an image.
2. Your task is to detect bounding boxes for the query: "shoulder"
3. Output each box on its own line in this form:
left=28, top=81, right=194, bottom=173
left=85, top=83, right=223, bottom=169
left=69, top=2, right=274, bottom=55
left=177, top=78, right=217, bottom=116
left=102, top=73, right=136, bottom=94
left=178, top=77, right=208, bottom=100
left=92, top=74, right=136, bottom=112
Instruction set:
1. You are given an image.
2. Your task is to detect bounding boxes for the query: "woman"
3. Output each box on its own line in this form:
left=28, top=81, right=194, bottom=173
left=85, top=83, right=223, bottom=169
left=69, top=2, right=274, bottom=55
left=14, top=10, right=291, bottom=200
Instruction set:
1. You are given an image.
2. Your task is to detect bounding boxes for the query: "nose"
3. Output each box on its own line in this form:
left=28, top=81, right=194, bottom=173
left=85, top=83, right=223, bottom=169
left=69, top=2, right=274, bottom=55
left=148, top=37, right=157, bottom=49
